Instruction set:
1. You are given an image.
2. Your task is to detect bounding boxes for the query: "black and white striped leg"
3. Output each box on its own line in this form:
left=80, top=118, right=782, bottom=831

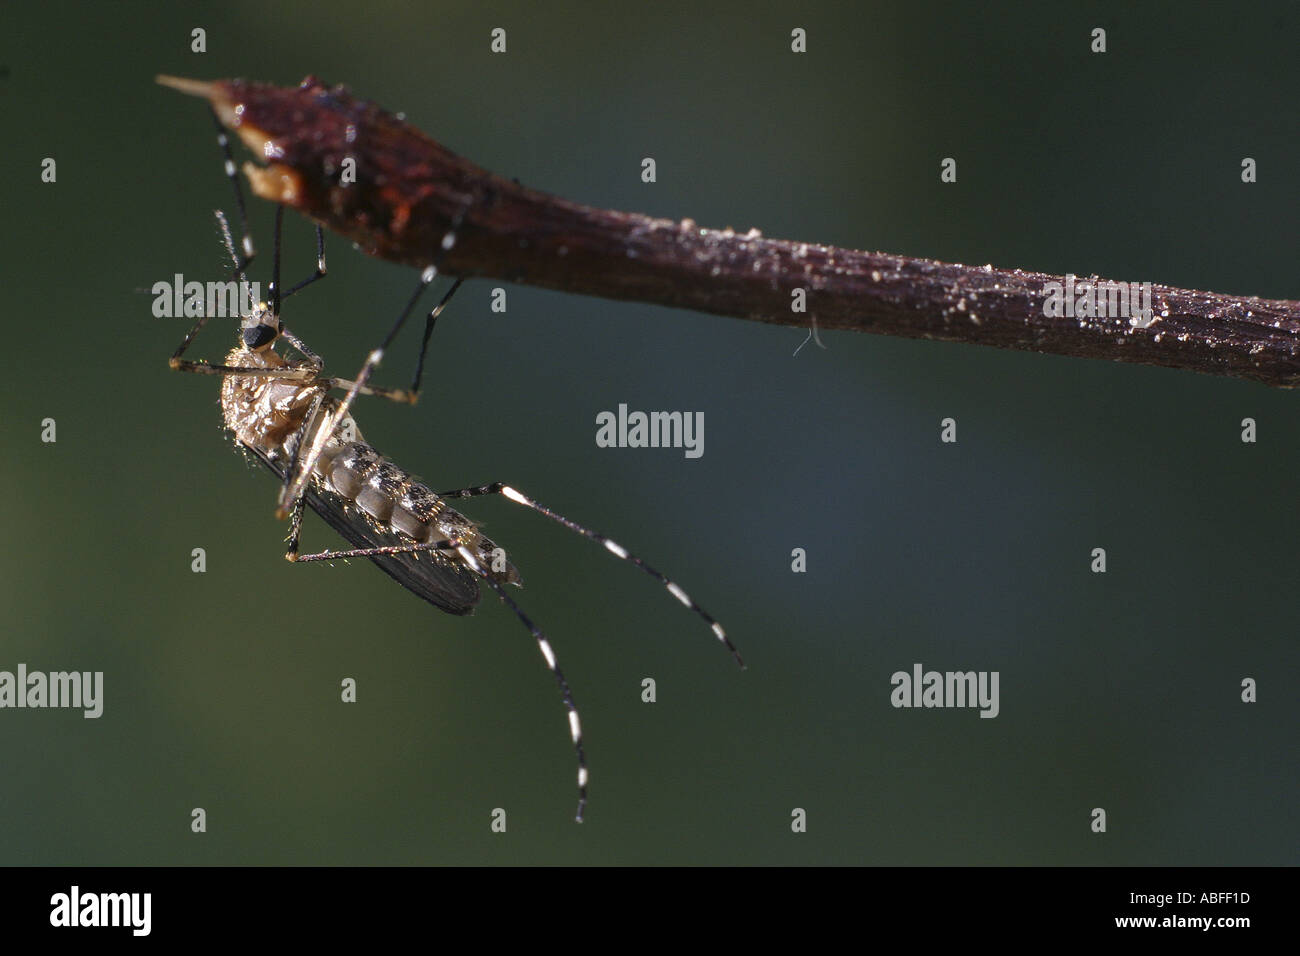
left=209, top=105, right=255, bottom=273
left=436, top=483, right=745, bottom=669
left=283, top=497, right=586, bottom=819
left=462, top=546, right=588, bottom=822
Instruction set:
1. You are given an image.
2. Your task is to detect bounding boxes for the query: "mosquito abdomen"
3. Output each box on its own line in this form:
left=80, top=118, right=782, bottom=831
left=322, top=439, right=518, bottom=583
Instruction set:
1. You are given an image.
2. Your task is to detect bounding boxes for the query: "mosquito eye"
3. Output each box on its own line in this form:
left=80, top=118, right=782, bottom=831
left=242, top=325, right=277, bottom=349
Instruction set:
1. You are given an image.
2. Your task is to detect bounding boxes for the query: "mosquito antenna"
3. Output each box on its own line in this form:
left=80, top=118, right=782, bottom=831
left=214, top=210, right=245, bottom=282
left=437, top=483, right=744, bottom=669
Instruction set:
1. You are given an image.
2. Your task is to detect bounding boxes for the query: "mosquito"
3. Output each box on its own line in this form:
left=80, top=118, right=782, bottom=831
left=167, top=118, right=744, bottom=823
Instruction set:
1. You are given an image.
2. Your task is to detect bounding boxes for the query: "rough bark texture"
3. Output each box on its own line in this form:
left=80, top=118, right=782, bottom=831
left=160, top=75, right=1300, bottom=388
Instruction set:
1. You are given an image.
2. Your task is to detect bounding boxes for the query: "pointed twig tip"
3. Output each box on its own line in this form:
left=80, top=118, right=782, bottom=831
left=156, top=74, right=218, bottom=100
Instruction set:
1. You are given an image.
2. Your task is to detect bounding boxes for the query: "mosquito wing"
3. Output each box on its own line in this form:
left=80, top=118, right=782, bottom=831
left=244, top=443, right=482, bottom=615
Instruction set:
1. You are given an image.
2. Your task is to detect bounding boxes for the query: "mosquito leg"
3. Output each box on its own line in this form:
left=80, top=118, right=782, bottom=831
left=436, top=483, right=744, bottom=668
left=285, top=491, right=307, bottom=560
left=209, top=105, right=255, bottom=274
left=169, top=315, right=220, bottom=372
left=318, top=376, right=423, bottom=404
left=278, top=238, right=453, bottom=406
left=289, top=526, right=588, bottom=820
left=280, top=330, right=437, bottom=406
left=463, top=548, right=588, bottom=823
left=401, top=202, right=473, bottom=404
left=277, top=392, right=331, bottom=520
left=367, top=208, right=471, bottom=406
left=282, top=225, right=328, bottom=300
left=273, top=346, right=441, bottom=404
left=260, top=214, right=325, bottom=374
left=279, top=326, right=325, bottom=374
left=290, top=538, right=463, bottom=563
left=266, top=208, right=330, bottom=316
left=406, top=277, right=464, bottom=405
left=170, top=356, right=319, bottom=378
left=172, top=360, right=318, bottom=377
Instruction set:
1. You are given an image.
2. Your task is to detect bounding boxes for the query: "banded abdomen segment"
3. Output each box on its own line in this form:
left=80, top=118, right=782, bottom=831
left=319, top=440, right=520, bottom=585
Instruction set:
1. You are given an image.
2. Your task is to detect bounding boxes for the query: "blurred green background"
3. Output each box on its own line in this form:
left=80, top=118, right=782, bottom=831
left=2, top=1, right=1296, bottom=864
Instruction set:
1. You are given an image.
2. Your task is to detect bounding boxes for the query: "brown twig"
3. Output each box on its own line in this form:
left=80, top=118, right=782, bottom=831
left=158, top=75, right=1300, bottom=388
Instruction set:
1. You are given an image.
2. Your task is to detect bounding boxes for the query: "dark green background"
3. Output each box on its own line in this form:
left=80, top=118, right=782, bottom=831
left=2, top=1, right=1295, bottom=864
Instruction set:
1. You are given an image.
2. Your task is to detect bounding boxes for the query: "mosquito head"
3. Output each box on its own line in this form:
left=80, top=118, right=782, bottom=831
left=240, top=302, right=281, bottom=352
